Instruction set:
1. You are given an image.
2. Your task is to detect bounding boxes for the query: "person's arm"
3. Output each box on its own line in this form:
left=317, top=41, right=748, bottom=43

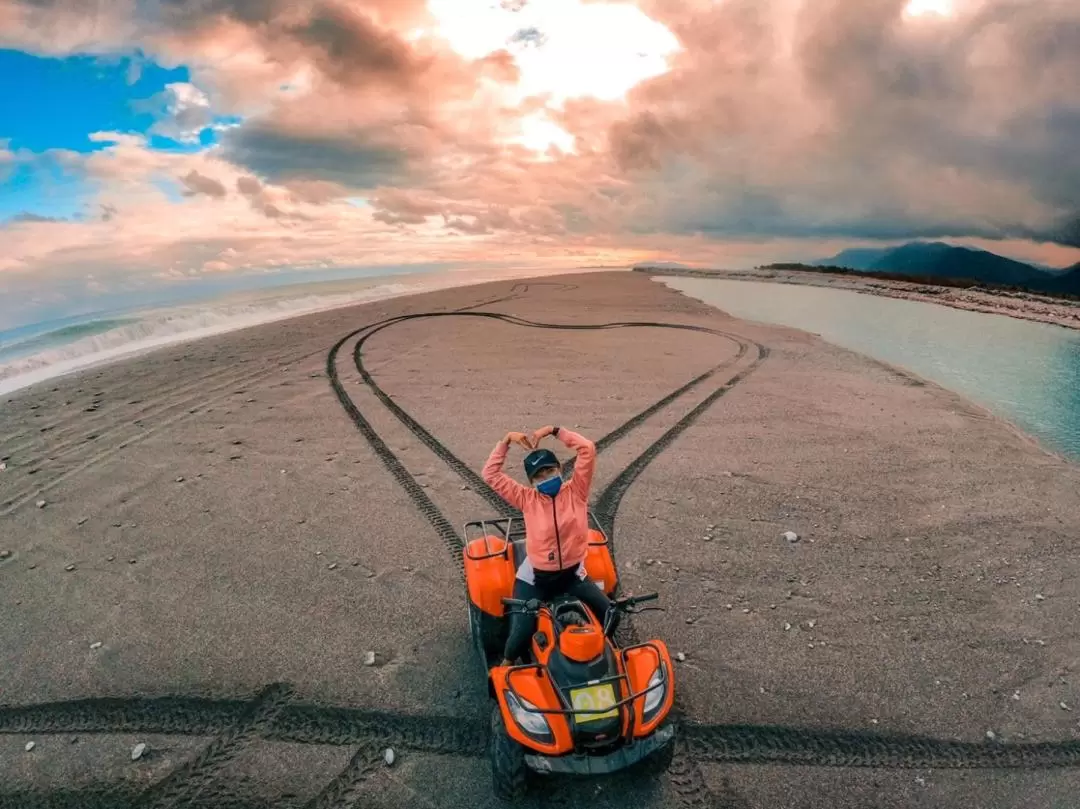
left=535, top=425, right=596, bottom=500
left=482, top=432, right=532, bottom=510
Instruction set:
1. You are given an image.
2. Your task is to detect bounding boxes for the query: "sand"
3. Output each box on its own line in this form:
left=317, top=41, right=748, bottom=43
left=1, top=270, right=1079, bottom=808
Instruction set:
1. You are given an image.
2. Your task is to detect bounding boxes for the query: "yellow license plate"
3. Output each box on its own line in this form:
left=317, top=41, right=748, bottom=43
left=570, top=684, right=619, bottom=724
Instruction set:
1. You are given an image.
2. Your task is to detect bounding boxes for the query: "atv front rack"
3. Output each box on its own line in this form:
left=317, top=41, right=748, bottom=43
left=503, top=640, right=669, bottom=724
left=463, top=512, right=609, bottom=561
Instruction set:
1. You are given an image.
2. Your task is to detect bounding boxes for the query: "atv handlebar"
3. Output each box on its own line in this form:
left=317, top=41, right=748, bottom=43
left=500, top=592, right=660, bottom=614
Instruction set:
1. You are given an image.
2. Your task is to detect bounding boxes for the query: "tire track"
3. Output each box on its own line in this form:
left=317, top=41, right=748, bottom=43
left=5, top=691, right=1080, bottom=769
left=349, top=311, right=748, bottom=520
left=0, top=345, right=330, bottom=516
left=303, top=740, right=393, bottom=809
left=330, top=307, right=766, bottom=808
left=133, top=683, right=292, bottom=809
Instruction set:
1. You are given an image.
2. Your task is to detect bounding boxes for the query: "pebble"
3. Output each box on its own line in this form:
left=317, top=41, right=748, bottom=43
left=106, top=556, right=115, bottom=562
left=986, top=730, right=997, bottom=741
left=725, top=604, right=733, bottom=610
left=742, top=608, right=751, bottom=614
left=28, top=563, right=37, bottom=570
left=707, top=524, right=716, bottom=530
left=363, top=651, right=377, bottom=666
left=132, top=743, right=146, bottom=761
left=1061, top=702, right=1072, bottom=712
left=36, top=499, right=46, bottom=509
left=328, top=563, right=338, bottom=570
left=686, top=617, right=696, bottom=624
left=645, top=559, right=655, bottom=566
left=90, top=642, right=102, bottom=650
left=175, top=476, right=185, bottom=483
left=783, top=531, right=799, bottom=543
left=0, top=550, right=10, bottom=559
left=65, top=564, right=76, bottom=572
left=675, top=652, right=686, bottom=662
left=383, top=748, right=396, bottom=766
left=807, top=620, right=816, bottom=629
left=703, top=535, right=713, bottom=541
left=784, top=622, right=792, bottom=631
left=77, top=517, right=88, bottom=525
left=128, top=558, right=137, bottom=564
left=25, top=741, right=35, bottom=752
left=1034, top=594, right=1046, bottom=601
left=0, top=462, right=6, bottom=471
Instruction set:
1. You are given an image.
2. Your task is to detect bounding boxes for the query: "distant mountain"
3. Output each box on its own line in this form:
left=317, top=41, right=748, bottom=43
left=632, top=261, right=693, bottom=270
left=812, top=247, right=890, bottom=271
left=815, top=241, right=1068, bottom=292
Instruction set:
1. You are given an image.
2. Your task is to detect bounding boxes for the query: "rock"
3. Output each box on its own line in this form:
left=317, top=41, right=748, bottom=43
left=25, top=741, right=35, bottom=752
left=986, top=730, right=997, bottom=741
left=742, top=608, right=751, bottom=614
left=328, top=563, right=338, bottom=570
left=645, top=559, right=655, bottom=566
left=783, top=531, right=799, bottom=543
left=784, top=622, right=792, bottom=631
left=1061, top=702, right=1072, bottom=712
left=725, top=603, right=733, bottom=610
left=77, top=517, right=88, bottom=526
left=131, top=743, right=147, bottom=761
left=128, top=558, right=137, bottom=564
left=90, top=642, right=102, bottom=650
left=363, top=651, right=377, bottom=666
left=675, top=652, right=686, bottom=662
left=685, top=617, right=696, bottom=624
left=807, top=620, right=816, bottom=629
left=383, top=748, right=396, bottom=766
left=0, top=462, right=6, bottom=472
left=65, top=564, right=76, bottom=572
left=707, top=524, right=716, bottom=530
left=106, top=556, right=115, bottom=562
left=175, top=476, right=185, bottom=483
left=28, top=563, right=37, bottom=570
left=0, top=550, right=10, bottom=559
left=36, top=499, right=46, bottom=509
left=1034, top=593, right=1046, bottom=601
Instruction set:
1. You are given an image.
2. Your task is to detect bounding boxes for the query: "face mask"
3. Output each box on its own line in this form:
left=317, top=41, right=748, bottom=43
left=536, top=475, right=563, bottom=497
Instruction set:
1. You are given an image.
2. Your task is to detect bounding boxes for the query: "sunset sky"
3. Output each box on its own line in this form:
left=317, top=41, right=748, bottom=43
left=1, top=0, right=1078, bottom=327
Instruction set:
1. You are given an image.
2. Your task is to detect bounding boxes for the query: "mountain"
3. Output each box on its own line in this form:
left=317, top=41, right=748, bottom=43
left=812, top=247, right=890, bottom=271
left=815, top=241, right=1060, bottom=290
left=1043, top=264, right=1080, bottom=295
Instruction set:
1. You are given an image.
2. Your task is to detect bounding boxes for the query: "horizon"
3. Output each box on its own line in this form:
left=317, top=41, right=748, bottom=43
left=2, top=0, right=1079, bottom=323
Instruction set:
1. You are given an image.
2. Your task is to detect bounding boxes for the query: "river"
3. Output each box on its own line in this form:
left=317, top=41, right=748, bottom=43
left=663, top=277, right=1080, bottom=462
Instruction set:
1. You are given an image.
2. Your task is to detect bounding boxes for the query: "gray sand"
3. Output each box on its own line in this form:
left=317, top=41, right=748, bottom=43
left=1, top=271, right=1078, bottom=808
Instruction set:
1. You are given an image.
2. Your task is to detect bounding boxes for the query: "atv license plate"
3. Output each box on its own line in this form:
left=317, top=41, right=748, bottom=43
left=570, top=684, right=618, bottom=724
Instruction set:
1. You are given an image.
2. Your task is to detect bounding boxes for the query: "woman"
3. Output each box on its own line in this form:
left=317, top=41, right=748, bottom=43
left=482, top=424, right=617, bottom=666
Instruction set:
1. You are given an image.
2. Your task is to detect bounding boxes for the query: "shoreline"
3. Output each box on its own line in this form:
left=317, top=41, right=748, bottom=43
left=635, top=266, right=1080, bottom=333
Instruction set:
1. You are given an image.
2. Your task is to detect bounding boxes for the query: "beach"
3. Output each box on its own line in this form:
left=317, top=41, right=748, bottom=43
left=2, top=270, right=1079, bottom=809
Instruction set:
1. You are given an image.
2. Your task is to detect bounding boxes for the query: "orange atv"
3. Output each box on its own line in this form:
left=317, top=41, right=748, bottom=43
left=464, top=515, right=677, bottom=799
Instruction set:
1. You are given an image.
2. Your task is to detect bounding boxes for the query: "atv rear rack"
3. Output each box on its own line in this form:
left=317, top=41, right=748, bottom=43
left=463, top=512, right=609, bottom=561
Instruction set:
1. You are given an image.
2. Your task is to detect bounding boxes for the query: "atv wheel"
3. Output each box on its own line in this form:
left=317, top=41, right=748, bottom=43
left=637, top=724, right=676, bottom=775
left=490, top=705, right=528, bottom=800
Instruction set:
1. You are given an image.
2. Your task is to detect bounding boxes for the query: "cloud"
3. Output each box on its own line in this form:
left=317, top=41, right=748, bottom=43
left=180, top=169, right=227, bottom=198
left=2, top=0, right=1079, bottom=293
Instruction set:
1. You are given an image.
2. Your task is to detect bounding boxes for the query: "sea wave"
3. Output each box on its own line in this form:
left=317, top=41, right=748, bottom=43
left=0, top=281, right=415, bottom=396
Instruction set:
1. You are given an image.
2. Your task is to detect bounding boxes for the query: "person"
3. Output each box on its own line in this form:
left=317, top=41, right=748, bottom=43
left=482, top=424, right=617, bottom=666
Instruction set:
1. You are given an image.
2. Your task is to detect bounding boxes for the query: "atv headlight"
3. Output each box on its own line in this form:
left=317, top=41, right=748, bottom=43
left=642, top=667, right=666, bottom=721
left=506, top=692, right=554, bottom=743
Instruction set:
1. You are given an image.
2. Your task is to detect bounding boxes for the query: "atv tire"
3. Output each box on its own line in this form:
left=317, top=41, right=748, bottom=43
left=490, top=705, right=528, bottom=800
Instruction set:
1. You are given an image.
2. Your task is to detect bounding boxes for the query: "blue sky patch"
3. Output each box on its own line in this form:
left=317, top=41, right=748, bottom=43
left=0, top=49, right=193, bottom=153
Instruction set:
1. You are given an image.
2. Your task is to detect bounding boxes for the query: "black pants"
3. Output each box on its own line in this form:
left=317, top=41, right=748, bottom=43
left=503, top=566, right=617, bottom=662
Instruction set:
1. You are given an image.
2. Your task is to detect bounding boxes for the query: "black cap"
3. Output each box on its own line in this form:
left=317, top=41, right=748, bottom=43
left=523, top=449, right=559, bottom=481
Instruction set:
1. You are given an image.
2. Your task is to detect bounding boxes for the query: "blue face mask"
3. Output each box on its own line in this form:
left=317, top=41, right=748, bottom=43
left=536, top=475, right=563, bottom=497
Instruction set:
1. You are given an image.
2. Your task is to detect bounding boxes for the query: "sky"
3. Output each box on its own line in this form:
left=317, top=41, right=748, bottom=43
left=1, top=0, right=1078, bottom=328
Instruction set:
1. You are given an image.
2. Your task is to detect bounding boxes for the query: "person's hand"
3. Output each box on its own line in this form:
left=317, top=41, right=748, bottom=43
left=530, top=425, right=556, bottom=446
left=504, top=431, right=535, bottom=451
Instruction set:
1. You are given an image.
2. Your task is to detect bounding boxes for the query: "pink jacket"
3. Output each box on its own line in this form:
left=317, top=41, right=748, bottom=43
left=482, top=428, right=597, bottom=572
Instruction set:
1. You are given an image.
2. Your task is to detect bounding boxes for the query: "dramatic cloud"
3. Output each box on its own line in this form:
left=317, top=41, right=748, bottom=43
left=1, top=0, right=1079, bottom=295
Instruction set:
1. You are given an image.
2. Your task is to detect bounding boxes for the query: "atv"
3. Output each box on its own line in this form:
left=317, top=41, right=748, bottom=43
left=464, top=515, right=677, bottom=800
